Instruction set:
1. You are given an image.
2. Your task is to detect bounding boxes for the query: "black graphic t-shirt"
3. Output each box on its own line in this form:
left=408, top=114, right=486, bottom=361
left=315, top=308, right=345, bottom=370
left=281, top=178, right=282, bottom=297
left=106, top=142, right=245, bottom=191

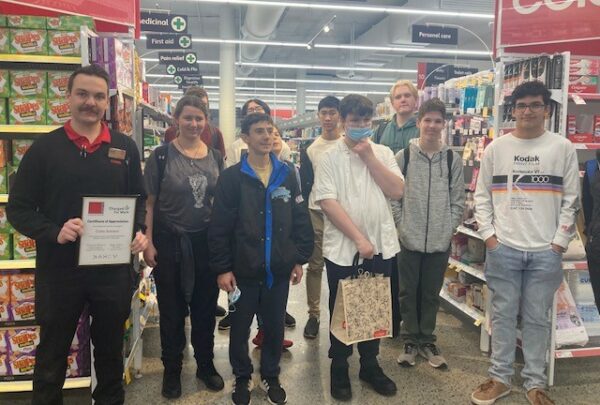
left=145, top=143, right=221, bottom=232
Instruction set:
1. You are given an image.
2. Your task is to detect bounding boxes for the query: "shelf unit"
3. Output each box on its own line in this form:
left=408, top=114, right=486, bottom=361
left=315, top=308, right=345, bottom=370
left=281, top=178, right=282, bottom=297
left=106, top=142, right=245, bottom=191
left=0, top=376, right=91, bottom=393
left=0, top=55, right=82, bottom=65
left=449, top=257, right=486, bottom=281
left=0, top=259, right=35, bottom=270
left=440, top=290, right=485, bottom=324
left=0, top=125, right=61, bottom=134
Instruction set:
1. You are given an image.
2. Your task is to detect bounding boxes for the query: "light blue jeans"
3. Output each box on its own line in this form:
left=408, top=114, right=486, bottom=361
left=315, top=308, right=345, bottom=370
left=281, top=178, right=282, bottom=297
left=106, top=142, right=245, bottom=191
left=484, top=242, right=563, bottom=391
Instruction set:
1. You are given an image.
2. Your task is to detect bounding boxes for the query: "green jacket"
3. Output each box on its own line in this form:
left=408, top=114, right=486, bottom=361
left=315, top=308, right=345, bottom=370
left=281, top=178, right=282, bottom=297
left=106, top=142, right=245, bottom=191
left=376, top=115, right=419, bottom=155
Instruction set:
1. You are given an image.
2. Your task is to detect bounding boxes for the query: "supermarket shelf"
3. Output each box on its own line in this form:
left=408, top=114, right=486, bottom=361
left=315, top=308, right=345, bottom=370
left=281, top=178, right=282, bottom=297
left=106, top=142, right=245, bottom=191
left=449, top=257, right=486, bottom=281
left=139, top=101, right=171, bottom=122
left=456, top=225, right=483, bottom=240
left=569, top=93, right=600, bottom=102
left=0, top=376, right=90, bottom=393
left=573, top=143, right=600, bottom=150
left=0, top=259, right=36, bottom=269
left=0, top=194, right=7, bottom=203
left=0, top=320, right=37, bottom=329
left=0, top=125, right=60, bottom=134
left=562, top=261, right=588, bottom=271
left=0, top=54, right=81, bottom=65
left=555, top=346, right=600, bottom=358
left=440, top=289, right=485, bottom=325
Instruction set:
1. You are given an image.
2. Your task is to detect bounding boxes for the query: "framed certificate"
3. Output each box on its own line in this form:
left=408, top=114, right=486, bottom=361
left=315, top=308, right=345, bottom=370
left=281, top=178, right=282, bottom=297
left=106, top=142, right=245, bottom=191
left=78, top=195, right=138, bottom=267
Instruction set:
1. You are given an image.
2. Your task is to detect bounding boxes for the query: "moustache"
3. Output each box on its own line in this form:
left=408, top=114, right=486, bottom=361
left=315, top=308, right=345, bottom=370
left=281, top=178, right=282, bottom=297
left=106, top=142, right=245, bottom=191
left=79, top=107, right=99, bottom=113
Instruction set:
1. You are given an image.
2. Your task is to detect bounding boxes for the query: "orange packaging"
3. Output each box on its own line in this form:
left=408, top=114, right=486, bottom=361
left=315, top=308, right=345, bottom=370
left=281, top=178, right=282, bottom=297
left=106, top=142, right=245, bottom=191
left=10, top=70, right=46, bottom=98
left=47, top=98, right=71, bottom=125
left=48, top=31, right=81, bottom=56
left=47, top=71, right=71, bottom=98
left=10, top=273, right=34, bottom=302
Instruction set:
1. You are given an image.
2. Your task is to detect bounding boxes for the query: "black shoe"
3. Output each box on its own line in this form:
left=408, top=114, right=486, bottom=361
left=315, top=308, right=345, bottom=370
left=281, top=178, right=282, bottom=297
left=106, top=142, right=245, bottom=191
left=303, top=317, right=319, bottom=339
left=216, top=305, right=227, bottom=317
left=218, top=313, right=231, bottom=330
left=232, top=377, right=254, bottom=405
left=260, top=376, right=287, bottom=404
left=284, top=312, right=296, bottom=328
left=330, top=363, right=352, bottom=401
left=196, top=361, right=225, bottom=391
left=359, top=364, right=397, bottom=397
left=161, top=369, right=182, bottom=399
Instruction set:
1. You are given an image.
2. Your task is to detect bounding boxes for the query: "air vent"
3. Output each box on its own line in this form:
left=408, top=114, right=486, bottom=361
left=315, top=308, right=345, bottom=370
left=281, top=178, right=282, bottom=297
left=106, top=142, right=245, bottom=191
left=441, top=0, right=494, bottom=13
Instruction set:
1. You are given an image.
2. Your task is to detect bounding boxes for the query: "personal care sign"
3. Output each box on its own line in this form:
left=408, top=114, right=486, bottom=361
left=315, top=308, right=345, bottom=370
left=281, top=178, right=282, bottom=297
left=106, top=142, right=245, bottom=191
left=412, top=25, right=458, bottom=45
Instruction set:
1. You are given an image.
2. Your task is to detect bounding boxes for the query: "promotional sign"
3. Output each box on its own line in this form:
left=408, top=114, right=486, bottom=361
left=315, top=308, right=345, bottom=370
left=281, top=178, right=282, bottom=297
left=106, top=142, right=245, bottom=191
left=165, top=64, right=200, bottom=75
left=412, top=24, right=458, bottom=45
left=497, top=0, right=600, bottom=49
left=417, top=63, right=479, bottom=89
left=158, top=52, right=198, bottom=66
left=146, top=34, right=192, bottom=50
left=141, top=11, right=187, bottom=33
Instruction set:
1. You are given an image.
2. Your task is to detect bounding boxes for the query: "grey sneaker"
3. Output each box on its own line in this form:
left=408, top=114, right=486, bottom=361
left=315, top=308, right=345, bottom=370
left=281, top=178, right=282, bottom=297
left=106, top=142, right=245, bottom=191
left=418, top=343, right=448, bottom=369
left=397, top=343, right=418, bottom=367
left=303, top=317, right=319, bottom=339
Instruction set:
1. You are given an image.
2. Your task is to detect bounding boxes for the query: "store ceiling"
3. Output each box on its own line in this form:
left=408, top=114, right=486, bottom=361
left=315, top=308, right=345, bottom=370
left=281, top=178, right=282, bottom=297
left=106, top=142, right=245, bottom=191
left=137, top=0, right=495, bottom=108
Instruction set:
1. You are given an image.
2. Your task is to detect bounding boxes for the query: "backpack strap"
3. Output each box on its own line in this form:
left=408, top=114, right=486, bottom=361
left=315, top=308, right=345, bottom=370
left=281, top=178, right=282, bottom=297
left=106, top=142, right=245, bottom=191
left=373, top=119, right=390, bottom=144
left=585, top=159, right=599, bottom=187
left=403, top=147, right=410, bottom=177
left=154, top=144, right=169, bottom=201
left=447, top=149, right=453, bottom=189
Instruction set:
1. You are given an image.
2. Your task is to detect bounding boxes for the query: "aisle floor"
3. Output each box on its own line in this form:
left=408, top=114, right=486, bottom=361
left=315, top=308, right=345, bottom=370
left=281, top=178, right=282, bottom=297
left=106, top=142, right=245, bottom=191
left=3, top=274, right=600, bottom=404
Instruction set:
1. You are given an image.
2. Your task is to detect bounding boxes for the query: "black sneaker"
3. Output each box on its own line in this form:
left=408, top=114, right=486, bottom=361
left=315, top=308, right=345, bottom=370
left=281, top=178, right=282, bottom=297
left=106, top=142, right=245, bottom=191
left=161, top=369, right=181, bottom=399
left=216, top=305, right=227, bottom=317
left=232, top=377, right=254, bottom=405
left=284, top=312, right=296, bottom=328
left=260, top=376, right=287, bottom=404
left=359, top=364, right=397, bottom=397
left=303, top=317, right=319, bottom=339
left=330, top=363, right=352, bottom=401
left=218, top=313, right=231, bottom=330
left=196, top=361, right=225, bottom=391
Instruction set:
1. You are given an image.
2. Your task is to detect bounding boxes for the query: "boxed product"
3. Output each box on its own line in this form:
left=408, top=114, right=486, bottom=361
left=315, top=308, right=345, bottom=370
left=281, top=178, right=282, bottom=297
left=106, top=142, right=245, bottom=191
left=12, top=139, right=34, bottom=166
left=46, top=98, right=71, bottom=125
left=0, top=273, right=9, bottom=302
left=13, top=232, right=36, bottom=259
left=10, top=273, right=34, bottom=302
left=0, top=70, right=8, bottom=98
left=9, top=353, right=35, bottom=375
left=0, top=28, right=8, bottom=54
left=47, top=71, right=71, bottom=98
left=9, top=98, right=46, bottom=125
left=9, top=29, right=47, bottom=55
left=7, top=16, right=47, bottom=30
left=595, top=115, right=600, bottom=138
left=0, top=302, right=9, bottom=323
left=569, top=75, right=599, bottom=94
left=0, top=167, right=6, bottom=194
left=568, top=114, right=577, bottom=136
left=570, top=65, right=600, bottom=76
left=9, top=300, right=35, bottom=321
left=47, top=15, right=95, bottom=32
left=0, top=331, right=6, bottom=352
left=48, top=30, right=81, bottom=57
left=0, top=232, right=11, bottom=260
left=0, top=205, right=12, bottom=233
left=10, top=70, right=47, bottom=98
left=570, top=58, right=600, bottom=69
left=7, top=328, right=39, bottom=354
left=0, top=16, right=7, bottom=27
left=0, top=98, right=5, bottom=125
left=0, top=353, right=8, bottom=376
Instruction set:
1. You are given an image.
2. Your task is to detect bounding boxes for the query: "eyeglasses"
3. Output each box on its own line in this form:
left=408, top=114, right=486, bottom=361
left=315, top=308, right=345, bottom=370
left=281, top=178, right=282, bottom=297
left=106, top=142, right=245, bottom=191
left=514, top=102, right=546, bottom=112
left=246, top=106, right=265, bottom=113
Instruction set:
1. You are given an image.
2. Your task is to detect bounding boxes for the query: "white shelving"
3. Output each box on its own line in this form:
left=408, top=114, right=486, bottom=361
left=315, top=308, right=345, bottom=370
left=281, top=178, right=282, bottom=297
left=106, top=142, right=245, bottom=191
left=456, top=225, right=483, bottom=241
left=439, top=290, right=485, bottom=325
left=449, top=257, right=486, bottom=281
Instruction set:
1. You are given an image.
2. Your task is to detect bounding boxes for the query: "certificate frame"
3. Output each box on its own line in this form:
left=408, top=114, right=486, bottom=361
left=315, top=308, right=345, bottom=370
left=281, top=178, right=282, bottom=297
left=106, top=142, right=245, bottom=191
left=77, top=195, right=139, bottom=267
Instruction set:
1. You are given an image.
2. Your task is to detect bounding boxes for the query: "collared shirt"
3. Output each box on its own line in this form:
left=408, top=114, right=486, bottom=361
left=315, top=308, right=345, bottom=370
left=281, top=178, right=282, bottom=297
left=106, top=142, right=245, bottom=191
left=313, top=139, right=402, bottom=266
left=64, top=120, right=111, bottom=154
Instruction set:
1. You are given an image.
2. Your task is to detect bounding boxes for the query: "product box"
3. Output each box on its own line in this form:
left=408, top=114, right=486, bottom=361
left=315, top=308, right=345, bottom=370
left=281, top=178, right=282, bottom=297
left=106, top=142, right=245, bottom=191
left=0, top=205, right=11, bottom=233
left=13, top=232, right=36, bottom=259
left=7, top=328, right=39, bottom=354
left=0, top=167, right=6, bottom=194
left=569, top=75, right=599, bottom=94
left=47, top=71, right=71, bottom=98
left=0, top=70, right=8, bottom=98
left=568, top=133, right=594, bottom=143
left=569, top=65, right=600, bottom=76
left=0, top=353, right=8, bottom=376
left=0, top=16, right=7, bottom=27
left=0, top=140, right=7, bottom=168
left=46, top=98, right=71, bottom=125
left=12, top=139, right=34, bottom=166
left=47, top=15, right=95, bottom=32
left=9, top=353, right=35, bottom=375
left=568, top=115, right=577, bottom=136
left=0, top=233, right=11, bottom=260
left=0, top=98, right=6, bottom=125
left=0, top=302, right=9, bottom=323
left=0, top=27, right=8, bottom=54
left=9, top=98, right=46, bottom=125
left=9, top=29, right=47, bottom=55
left=10, top=273, right=34, bottom=302
left=9, top=301, right=35, bottom=321
left=0, top=274, right=9, bottom=302
left=570, top=58, right=600, bottom=69
left=48, top=30, right=81, bottom=57
left=10, top=70, right=47, bottom=98
left=7, top=16, right=47, bottom=30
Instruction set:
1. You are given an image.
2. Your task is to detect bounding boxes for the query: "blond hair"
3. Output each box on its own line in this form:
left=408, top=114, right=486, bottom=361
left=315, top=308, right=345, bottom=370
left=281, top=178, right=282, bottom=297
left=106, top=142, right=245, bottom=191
left=390, top=80, right=418, bottom=100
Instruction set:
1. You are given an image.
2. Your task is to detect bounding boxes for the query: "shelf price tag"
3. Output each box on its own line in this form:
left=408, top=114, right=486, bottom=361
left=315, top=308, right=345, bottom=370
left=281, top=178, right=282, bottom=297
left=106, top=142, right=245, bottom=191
left=474, top=319, right=482, bottom=326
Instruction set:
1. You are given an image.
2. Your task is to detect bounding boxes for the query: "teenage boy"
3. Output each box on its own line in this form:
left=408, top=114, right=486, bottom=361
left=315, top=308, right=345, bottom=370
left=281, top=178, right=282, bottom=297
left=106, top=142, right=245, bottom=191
left=209, top=113, right=314, bottom=405
left=471, top=81, right=579, bottom=405
left=374, top=79, right=419, bottom=154
left=7, top=65, right=148, bottom=405
left=299, top=95, right=342, bottom=339
left=313, top=94, right=404, bottom=401
left=394, top=98, right=465, bottom=369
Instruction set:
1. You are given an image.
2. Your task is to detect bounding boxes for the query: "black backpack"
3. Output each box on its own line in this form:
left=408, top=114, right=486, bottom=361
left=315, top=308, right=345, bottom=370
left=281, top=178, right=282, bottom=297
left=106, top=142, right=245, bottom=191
left=403, top=147, right=454, bottom=190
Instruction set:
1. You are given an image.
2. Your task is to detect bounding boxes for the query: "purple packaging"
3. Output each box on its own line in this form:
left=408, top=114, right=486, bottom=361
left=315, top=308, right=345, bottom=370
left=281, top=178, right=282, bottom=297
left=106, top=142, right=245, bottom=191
left=66, top=348, right=90, bottom=377
left=9, top=300, right=35, bottom=322
left=71, top=311, right=90, bottom=351
left=7, top=327, right=39, bottom=354
left=9, top=352, right=35, bottom=375
left=0, top=301, right=9, bottom=323
left=0, top=330, right=7, bottom=353
left=0, top=353, right=8, bottom=376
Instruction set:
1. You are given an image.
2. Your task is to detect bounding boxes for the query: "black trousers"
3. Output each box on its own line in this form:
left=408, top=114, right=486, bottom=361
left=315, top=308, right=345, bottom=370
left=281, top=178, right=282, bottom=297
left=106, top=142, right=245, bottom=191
left=229, top=279, right=289, bottom=379
left=585, top=241, right=600, bottom=314
left=33, top=266, right=132, bottom=405
left=153, top=228, right=219, bottom=371
left=325, top=255, right=392, bottom=366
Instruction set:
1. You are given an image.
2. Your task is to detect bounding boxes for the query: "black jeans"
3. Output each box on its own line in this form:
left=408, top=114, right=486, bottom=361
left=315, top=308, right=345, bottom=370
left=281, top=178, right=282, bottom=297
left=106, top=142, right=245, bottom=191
left=33, top=266, right=132, bottom=405
left=325, top=255, right=392, bottom=366
left=229, top=279, right=289, bottom=378
left=585, top=240, right=600, bottom=314
left=153, top=228, right=218, bottom=371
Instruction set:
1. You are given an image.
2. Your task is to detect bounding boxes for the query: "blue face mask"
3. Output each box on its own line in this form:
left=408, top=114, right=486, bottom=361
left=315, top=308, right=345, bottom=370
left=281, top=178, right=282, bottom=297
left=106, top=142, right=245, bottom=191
left=346, top=127, right=373, bottom=142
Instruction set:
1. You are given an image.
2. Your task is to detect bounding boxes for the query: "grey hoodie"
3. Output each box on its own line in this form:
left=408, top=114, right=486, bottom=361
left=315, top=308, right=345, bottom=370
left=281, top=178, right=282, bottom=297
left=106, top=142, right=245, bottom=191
left=393, top=139, right=465, bottom=253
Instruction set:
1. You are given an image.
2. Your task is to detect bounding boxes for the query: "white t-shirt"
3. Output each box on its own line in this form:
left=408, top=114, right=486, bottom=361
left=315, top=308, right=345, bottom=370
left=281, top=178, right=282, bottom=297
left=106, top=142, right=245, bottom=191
left=307, top=136, right=342, bottom=211
left=313, top=139, right=402, bottom=266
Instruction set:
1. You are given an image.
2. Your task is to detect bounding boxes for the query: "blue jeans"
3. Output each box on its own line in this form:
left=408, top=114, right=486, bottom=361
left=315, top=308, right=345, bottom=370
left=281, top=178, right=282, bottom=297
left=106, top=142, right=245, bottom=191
left=485, top=242, right=563, bottom=391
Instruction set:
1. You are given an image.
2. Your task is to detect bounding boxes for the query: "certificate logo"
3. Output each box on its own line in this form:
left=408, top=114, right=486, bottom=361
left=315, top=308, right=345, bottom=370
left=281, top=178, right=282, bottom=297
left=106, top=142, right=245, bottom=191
left=88, top=202, right=104, bottom=215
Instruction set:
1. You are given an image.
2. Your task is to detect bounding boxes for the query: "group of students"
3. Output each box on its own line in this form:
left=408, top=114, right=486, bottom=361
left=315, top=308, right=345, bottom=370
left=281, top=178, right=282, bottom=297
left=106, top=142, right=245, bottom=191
left=3, top=63, right=582, bottom=405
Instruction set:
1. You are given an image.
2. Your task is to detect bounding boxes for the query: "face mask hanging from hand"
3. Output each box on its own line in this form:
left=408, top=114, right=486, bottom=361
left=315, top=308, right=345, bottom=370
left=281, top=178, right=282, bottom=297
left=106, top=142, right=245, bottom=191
left=346, top=127, right=373, bottom=142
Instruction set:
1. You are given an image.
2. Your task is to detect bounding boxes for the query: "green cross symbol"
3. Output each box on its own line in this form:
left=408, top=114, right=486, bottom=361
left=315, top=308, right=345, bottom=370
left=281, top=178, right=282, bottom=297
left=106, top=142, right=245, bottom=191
left=171, top=16, right=186, bottom=32
left=186, top=53, right=197, bottom=64
left=179, top=36, right=191, bottom=48
left=167, top=65, right=176, bottom=75
left=174, top=76, right=183, bottom=85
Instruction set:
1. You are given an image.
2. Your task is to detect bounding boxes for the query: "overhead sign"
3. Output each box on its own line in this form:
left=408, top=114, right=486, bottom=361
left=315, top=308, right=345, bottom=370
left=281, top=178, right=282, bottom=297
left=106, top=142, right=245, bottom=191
left=174, top=75, right=203, bottom=88
left=417, top=63, right=478, bottom=89
left=141, top=11, right=188, bottom=33
left=146, top=34, right=193, bottom=50
left=158, top=52, right=198, bottom=66
left=166, top=64, right=200, bottom=75
left=412, top=25, right=458, bottom=45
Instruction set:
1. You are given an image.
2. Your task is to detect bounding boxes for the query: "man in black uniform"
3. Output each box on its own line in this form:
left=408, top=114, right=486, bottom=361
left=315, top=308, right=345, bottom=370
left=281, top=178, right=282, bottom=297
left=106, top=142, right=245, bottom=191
left=7, top=64, right=148, bottom=405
